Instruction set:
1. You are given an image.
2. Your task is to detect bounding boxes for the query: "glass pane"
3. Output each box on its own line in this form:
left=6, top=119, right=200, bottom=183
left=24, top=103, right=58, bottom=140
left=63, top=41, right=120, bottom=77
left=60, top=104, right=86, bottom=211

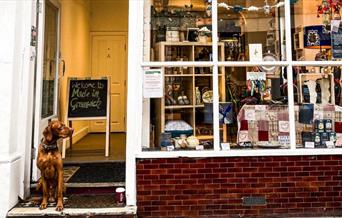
left=41, top=1, right=58, bottom=118
left=294, top=65, right=342, bottom=148
left=291, top=0, right=342, bottom=61
left=219, top=66, right=291, bottom=149
left=217, top=0, right=286, bottom=61
left=144, top=67, right=214, bottom=151
left=143, top=0, right=213, bottom=62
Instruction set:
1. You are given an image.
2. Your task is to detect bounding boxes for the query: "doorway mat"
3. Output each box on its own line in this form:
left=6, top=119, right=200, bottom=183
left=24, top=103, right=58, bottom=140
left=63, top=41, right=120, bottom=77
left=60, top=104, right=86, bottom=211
left=66, top=162, right=125, bottom=183
left=14, top=194, right=123, bottom=208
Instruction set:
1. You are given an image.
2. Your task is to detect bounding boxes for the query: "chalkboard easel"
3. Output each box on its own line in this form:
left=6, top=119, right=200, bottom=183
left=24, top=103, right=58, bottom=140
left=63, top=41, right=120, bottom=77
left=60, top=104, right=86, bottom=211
left=62, top=77, right=111, bottom=158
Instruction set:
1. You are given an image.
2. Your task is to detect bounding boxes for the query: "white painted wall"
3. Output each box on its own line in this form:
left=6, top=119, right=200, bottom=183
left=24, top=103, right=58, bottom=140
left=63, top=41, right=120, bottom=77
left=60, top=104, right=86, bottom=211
left=0, top=0, right=35, bottom=216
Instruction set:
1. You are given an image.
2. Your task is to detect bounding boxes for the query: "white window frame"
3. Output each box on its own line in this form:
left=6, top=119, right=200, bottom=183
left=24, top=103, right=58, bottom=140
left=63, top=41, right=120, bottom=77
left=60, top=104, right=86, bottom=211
left=129, top=0, right=342, bottom=159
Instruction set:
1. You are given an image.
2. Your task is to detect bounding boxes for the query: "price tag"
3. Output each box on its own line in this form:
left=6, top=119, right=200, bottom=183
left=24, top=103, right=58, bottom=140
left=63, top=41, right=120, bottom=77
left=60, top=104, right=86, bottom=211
left=278, top=135, right=290, bottom=144
left=166, top=145, right=175, bottom=151
left=221, top=143, right=230, bottom=150
left=196, top=145, right=204, bottom=150
left=305, top=142, right=315, bottom=148
left=325, top=141, right=335, bottom=148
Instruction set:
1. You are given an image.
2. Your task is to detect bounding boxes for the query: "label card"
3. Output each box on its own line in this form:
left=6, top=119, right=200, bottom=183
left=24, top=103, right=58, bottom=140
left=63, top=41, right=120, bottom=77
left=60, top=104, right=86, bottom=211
left=325, top=141, right=335, bottom=148
left=143, top=69, right=164, bottom=98
left=196, top=145, right=204, bottom=150
left=249, top=44, right=263, bottom=61
left=221, top=143, right=230, bottom=150
left=305, top=141, right=315, bottom=148
left=167, top=145, right=175, bottom=151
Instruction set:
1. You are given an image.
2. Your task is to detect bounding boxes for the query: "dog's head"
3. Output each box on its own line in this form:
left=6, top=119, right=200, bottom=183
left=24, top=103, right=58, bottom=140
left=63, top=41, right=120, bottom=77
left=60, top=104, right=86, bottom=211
left=43, top=120, right=74, bottom=142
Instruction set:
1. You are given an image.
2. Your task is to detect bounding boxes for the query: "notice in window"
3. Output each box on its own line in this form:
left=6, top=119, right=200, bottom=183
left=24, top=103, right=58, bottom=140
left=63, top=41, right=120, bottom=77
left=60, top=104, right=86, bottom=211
left=143, top=69, right=164, bottom=98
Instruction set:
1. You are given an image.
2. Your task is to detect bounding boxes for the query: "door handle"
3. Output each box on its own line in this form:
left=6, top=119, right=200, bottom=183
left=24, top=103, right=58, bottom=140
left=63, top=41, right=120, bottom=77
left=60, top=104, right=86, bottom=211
left=61, top=59, right=65, bottom=77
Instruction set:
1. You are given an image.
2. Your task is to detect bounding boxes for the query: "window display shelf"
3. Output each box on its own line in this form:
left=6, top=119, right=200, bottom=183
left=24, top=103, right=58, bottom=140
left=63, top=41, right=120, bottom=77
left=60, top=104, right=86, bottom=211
left=152, top=41, right=226, bottom=149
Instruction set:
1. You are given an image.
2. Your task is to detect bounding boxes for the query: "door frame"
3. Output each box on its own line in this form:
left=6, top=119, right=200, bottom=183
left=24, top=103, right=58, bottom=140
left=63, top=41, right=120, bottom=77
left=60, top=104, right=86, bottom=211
left=31, top=0, right=61, bottom=182
left=89, top=31, right=128, bottom=132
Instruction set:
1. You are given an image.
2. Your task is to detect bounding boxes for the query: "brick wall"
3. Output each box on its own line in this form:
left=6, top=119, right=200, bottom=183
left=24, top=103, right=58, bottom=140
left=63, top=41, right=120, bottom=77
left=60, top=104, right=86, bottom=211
left=137, top=156, right=342, bottom=218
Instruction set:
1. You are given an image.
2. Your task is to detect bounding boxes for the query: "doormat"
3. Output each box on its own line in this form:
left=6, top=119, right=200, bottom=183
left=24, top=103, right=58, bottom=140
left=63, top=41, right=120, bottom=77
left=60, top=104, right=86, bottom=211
left=16, top=194, right=122, bottom=208
left=64, top=166, right=80, bottom=182
left=67, top=162, right=125, bottom=183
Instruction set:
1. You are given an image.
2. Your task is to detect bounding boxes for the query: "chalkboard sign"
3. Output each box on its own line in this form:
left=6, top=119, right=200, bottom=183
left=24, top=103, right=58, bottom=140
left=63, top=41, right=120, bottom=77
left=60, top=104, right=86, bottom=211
left=67, top=79, right=108, bottom=118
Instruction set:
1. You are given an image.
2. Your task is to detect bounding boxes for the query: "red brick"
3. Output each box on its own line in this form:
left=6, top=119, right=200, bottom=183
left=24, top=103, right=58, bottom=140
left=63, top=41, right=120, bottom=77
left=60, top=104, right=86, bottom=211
left=137, top=156, right=342, bottom=217
left=144, top=175, right=159, bottom=180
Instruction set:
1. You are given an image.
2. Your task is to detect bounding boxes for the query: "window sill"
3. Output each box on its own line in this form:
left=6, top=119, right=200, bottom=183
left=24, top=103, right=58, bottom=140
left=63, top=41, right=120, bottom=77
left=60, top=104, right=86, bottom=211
left=136, top=148, right=342, bottom=159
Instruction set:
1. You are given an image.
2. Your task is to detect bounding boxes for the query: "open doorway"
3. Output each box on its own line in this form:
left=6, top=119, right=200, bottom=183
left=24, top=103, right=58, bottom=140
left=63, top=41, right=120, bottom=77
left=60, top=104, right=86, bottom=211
left=59, top=0, right=128, bottom=163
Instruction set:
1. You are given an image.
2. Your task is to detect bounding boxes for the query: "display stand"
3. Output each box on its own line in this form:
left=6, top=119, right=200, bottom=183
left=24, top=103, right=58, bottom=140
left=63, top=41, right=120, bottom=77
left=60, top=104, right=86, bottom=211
left=62, top=77, right=111, bottom=158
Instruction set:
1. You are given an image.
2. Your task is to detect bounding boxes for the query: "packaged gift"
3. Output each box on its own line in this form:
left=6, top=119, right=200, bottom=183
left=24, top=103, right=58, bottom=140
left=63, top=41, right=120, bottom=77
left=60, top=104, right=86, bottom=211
left=324, top=119, right=332, bottom=132
left=320, top=132, right=329, bottom=147
left=314, top=133, right=321, bottom=147
left=315, top=120, right=325, bottom=133
left=301, top=132, right=314, bottom=145
left=329, top=132, right=336, bottom=143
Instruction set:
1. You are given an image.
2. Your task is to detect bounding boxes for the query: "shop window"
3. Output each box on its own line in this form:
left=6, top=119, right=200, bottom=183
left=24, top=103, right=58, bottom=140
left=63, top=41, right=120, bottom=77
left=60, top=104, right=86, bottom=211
left=291, top=0, right=342, bottom=61
left=293, top=65, right=342, bottom=148
left=219, top=66, right=290, bottom=150
left=217, top=0, right=286, bottom=62
left=140, top=0, right=342, bottom=154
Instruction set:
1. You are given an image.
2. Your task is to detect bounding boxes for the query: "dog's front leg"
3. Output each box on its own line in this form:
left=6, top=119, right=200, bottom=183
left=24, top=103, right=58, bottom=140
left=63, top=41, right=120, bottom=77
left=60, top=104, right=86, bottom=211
left=40, top=178, right=48, bottom=210
left=56, top=167, right=64, bottom=211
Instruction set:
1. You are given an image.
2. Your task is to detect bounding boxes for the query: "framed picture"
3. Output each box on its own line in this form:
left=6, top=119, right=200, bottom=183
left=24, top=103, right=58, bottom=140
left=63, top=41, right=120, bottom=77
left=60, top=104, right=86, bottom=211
left=187, top=28, right=199, bottom=42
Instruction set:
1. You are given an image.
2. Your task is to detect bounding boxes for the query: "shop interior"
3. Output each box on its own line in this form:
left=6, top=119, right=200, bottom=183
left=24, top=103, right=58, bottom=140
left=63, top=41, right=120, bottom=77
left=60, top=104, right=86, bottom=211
left=40, top=0, right=129, bottom=193
left=53, top=0, right=128, bottom=163
left=145, top=0, right=342, bottom=151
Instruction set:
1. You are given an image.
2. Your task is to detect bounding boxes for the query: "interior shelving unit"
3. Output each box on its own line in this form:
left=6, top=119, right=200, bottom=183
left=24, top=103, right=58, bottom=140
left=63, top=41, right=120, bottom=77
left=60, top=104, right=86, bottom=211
left=153, top=41, right=226, bottom=147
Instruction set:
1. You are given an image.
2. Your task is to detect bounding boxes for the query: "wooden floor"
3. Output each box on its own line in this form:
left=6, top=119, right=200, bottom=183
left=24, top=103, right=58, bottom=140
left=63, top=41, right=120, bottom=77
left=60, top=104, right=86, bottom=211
left=64, top=133, right=126, bottom=163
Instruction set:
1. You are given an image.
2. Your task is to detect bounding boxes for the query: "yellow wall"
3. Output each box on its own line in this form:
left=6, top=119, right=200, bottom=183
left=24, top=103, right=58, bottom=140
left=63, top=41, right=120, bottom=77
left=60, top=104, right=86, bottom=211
left=90, top=0, right=128, bottom=32
left=60, top=0, right=91, bottom=143
left=59, top=0, right=128, bottom=145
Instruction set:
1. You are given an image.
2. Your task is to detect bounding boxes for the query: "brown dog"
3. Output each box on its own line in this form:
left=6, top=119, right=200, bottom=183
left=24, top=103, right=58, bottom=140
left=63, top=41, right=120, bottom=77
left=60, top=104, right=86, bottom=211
left=37, top=120, right=73, bottom=211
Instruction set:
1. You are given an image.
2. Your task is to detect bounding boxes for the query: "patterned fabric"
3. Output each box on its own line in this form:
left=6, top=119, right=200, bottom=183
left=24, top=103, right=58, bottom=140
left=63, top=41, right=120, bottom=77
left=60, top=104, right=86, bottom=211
left=237, top=104, right=342, bottom=146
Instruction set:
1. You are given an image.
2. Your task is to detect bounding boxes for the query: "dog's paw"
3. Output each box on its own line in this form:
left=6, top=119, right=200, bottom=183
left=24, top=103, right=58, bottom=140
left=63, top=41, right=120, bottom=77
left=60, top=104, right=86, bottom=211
left=56, top=203, right=64, bottom=211
left=39, top=203, right=47, bottom=210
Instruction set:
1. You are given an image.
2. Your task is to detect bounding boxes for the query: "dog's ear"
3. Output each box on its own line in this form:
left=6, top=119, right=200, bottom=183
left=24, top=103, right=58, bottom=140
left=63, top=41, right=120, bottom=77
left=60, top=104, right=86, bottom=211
left=43, top=125, right=53, bottom=142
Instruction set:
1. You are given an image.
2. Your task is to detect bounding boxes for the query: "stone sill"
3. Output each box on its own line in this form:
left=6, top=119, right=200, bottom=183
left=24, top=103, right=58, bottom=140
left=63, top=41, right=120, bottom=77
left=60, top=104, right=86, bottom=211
left=7, top=206, right=137, bottom=217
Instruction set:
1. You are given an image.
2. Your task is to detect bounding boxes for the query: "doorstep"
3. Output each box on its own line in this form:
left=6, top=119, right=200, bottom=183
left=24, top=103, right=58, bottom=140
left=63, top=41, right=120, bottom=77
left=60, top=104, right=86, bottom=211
left=7, top=206, right=137, bottom=217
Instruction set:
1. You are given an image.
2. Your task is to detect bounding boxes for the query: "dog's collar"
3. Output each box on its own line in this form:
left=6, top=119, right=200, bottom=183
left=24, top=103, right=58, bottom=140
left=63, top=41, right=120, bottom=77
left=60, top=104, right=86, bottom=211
left=41, top=139, right=58, bottom=151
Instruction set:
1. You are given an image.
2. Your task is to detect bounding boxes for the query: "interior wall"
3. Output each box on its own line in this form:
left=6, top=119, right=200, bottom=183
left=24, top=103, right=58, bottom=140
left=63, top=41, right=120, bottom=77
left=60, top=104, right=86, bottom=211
left=90, top=0, right=128, bottom=32
left=60, top=0, right=91, bottom=144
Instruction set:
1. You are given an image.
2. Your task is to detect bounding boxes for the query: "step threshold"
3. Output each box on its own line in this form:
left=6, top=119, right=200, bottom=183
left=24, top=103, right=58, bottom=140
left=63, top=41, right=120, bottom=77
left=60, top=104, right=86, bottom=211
left=31, top=182, right=125, bottom=188
left=7, top=206, right=137, bottom=217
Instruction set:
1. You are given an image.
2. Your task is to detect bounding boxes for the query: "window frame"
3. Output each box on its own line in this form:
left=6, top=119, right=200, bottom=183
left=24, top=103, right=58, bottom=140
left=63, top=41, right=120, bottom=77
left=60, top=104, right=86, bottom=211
left=136, top=0, right=342, bottom=158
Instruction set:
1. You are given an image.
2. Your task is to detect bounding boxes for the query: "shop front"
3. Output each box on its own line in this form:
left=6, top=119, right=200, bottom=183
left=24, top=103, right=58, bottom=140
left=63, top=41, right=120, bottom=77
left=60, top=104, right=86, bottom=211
left=133, top=0, right=342, bottom=217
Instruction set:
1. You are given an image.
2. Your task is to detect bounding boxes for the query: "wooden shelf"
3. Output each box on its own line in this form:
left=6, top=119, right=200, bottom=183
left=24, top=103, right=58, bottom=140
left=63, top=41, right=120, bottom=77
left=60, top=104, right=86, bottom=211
left=196, top=135, right=214, bottom=140
left=165, top=105, right=194, bottom=109
left=153, top=41, right=226, bottom=147
left=165, top=74, right=193, bottom=77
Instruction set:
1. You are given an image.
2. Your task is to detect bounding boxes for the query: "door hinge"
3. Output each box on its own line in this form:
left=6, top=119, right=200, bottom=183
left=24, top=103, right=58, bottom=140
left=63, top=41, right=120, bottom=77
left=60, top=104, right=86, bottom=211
left=31, top=148, right=37, bottom=160
left=37, top=2, right=42, bottom=13
left=124, top=80, right=126, bottom=87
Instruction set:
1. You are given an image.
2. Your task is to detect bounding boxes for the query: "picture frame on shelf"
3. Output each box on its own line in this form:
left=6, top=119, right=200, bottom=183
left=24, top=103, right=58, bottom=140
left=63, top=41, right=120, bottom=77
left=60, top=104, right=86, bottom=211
left=187, top=28, right=199, bottom=42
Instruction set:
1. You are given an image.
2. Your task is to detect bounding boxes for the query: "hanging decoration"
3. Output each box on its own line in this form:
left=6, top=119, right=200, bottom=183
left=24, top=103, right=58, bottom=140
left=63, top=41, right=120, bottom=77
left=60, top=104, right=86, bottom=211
left=317, top=0, right=342, bottom=20
left=217, top=0, right=285, bottom=15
